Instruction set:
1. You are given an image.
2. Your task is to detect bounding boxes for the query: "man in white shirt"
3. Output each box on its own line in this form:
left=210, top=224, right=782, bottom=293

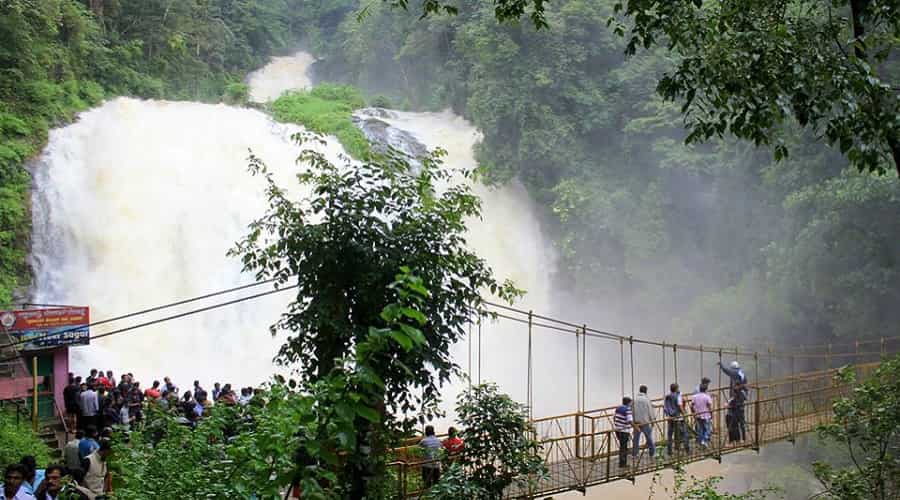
left=631, top=385, right=656, bottom=462
left=79, top=384, right=99, bottom=430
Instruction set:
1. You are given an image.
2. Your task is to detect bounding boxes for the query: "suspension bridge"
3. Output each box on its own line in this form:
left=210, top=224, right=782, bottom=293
left=387, top=302, right=898, bottom=499
left=2, top=284, right=897, bottom=498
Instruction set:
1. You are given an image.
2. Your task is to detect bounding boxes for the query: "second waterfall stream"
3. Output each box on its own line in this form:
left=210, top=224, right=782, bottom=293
left=29, top=52, right=580, bottom=418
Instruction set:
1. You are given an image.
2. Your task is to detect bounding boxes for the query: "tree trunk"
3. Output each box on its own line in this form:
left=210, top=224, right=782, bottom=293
left=889, top=133, right=900, bottom=177
left=87, top=0, right=104, bottom=16
left=849, top=0, right=870, bottom=59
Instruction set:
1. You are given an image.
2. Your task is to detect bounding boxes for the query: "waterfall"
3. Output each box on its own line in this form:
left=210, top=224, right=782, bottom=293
left=30, top=52, right=581, bottom=417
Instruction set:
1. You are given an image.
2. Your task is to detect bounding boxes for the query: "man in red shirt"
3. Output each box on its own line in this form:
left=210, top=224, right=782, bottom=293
left=96, top=372, right=113, bottom=390
left=442, top=427, right=464, bottom=456
left=144, top=380, right=162, bottom=399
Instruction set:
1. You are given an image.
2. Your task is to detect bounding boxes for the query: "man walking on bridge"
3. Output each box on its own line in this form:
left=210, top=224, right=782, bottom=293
left=719, top=361, right=748, bottom=441
left=631, top=385, right=655, bottom=463
left=613, top=397, right=633, bottom=468
left=664, top=383, right=691, bottom=455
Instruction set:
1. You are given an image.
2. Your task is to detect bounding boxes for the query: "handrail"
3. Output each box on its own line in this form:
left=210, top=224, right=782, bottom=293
left=53, top=397, right=70, bottom=441
left=530, top=382, right=852, bottom=444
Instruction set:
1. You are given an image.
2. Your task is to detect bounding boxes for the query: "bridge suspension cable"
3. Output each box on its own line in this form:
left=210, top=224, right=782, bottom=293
left=480, top=299, right=899, bottom=360
left=0, top=279, right=296, bottom=364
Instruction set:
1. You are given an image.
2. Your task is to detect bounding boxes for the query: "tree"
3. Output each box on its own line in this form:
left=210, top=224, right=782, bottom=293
left=426, top=383, right=546, bottom=499
left=113, top=269, right=440, bottom=499
left=813, top=355, right=900, bottom=500
left=232, top=132, right=518, bottom=412
left=231, top=133, right=520, bottom=496
left=608, top=0, right=900, bottom=177
left=396, top=0, right=900, bottom=177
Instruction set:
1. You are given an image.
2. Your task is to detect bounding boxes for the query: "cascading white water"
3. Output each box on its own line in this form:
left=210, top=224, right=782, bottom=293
left=30, top=52, right=579, bottom=417
left=246, top=52, right=315, bottom=103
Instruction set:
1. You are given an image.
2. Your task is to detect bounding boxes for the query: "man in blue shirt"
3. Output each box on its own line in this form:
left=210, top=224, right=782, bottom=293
left=664, top=383, right=691, bottom=455
left=78, top=427, right=100, bottom=460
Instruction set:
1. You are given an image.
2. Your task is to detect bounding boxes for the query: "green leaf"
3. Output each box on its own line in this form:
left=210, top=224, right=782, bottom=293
left=388, top=330, right=413, bottom=351
left=355, top=405, right=381, bottom=423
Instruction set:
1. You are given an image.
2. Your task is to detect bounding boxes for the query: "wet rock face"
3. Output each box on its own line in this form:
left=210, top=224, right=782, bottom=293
left=356, top=107, right=397, bottom=120
left=352, top=108, right=428, bottom=162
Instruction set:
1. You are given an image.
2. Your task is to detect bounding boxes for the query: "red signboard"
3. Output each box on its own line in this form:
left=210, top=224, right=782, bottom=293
left=0, top=307, right=90, bottom=350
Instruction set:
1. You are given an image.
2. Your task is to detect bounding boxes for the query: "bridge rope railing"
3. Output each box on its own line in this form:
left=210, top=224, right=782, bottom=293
left=473, top=300, right=897, bottom=437
left=481, top=299, right=898, bottom=359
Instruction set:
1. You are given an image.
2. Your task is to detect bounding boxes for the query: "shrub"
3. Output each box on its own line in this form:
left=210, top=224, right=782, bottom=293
left=369, top=94, right=393, bottom=108
left=223, top=82, right=250, bottom=105
left=0, top=408, right=51, bottom=471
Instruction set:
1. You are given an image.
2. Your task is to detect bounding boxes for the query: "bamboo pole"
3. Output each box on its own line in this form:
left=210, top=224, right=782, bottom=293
left=32, top=356, right=38, bottom=432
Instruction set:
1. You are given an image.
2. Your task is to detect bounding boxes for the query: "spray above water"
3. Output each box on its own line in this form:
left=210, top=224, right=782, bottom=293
left=29, top=52, right=576, bottom=417
left=246, top=52, right=315, bottom=103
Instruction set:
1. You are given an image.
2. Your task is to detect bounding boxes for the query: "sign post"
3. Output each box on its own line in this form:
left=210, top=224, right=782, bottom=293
left=32, top=356, right=38, bottom=432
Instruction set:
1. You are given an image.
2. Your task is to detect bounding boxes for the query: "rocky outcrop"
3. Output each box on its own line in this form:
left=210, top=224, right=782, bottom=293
left=352, top=108, right=428, bottom=163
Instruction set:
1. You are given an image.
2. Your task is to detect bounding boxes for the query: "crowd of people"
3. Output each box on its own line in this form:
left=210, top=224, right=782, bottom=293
left=62, top=369, right=259, bottom=433
left=1, top=369, right=259, bottom=500
left=613, top=360, right=750, bottom=468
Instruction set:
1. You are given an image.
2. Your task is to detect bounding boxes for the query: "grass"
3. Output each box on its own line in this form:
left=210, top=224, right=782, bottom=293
left=270, top=84, right=371, bottom=160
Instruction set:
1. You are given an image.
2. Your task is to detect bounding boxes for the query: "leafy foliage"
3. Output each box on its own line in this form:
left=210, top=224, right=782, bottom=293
left=111, top=404, right=247, bottom=499
left=307, top=0, right=900, bottom=350
left=393, top=0, right=900, bottom=175
left=114, top=269, right=438, bottom=499
left=0, top=408, right=51, bottom=471
left=427, top=383, right=545, bottom=499
left=814, top=355, right=900, bottom=500
left=607, top=0, right=900, bottom=177
left=271, top=84, right=371, bottom=159
left=232, top=132, right=519, bottom=417
left=223, top=82, right=249, bottom=105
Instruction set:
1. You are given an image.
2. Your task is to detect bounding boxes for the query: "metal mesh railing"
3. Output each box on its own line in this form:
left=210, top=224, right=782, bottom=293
left=384, top=361, right=881, bottom=499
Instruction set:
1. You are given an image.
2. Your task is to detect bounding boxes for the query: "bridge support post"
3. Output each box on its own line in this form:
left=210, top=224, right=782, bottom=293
left=400, top=462, right=407, bottom=499
left=575, top=414, right=581, bottom=460
left=673, top=344, right=678, bottom=385
left=605, top=431, right=611, bottom=480
left=753, top=385, right=761, bottom=452
left=789, top=355, right=796, bottom=443
left=661, top=343, right=666, bottom=400
left=717, top=349, right=724, bottom=453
